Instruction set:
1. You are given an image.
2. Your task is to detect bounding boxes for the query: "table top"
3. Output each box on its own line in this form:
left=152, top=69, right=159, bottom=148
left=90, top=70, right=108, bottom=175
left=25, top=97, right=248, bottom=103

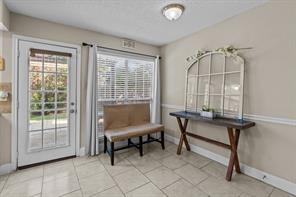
left=169, top=111, right=255, bottom=130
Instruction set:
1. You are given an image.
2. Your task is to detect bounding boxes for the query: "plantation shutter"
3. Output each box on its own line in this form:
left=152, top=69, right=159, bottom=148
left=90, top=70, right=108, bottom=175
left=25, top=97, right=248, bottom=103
left=96, top=49, right=155, bottom=137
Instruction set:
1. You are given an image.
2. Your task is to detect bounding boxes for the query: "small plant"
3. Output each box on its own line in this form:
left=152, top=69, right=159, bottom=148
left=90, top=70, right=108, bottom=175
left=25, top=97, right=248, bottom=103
left=201, top=105, right=216, bottom=119
left=202, top=105, right=215, bottom=113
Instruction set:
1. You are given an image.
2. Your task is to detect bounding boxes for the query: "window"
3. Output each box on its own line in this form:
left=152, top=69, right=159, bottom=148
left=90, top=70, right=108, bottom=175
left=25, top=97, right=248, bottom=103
left=96, top=49, right=155, bottom=137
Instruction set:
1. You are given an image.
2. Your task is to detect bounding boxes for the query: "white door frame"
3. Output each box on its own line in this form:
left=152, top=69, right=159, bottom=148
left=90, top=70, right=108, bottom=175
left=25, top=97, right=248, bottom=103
left=11, top=35, right=81, bottom=169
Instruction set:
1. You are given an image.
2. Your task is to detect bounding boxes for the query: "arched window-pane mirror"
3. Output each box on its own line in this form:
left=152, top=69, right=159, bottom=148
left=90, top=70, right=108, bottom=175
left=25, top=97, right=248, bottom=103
left=185, top=51, right=245, bottom=119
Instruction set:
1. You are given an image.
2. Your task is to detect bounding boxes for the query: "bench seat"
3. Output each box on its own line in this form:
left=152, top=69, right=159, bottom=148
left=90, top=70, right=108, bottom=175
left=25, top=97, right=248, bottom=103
left=103, top=103, right=165, bottom=165
left=105, top=123, right=164, bottom=142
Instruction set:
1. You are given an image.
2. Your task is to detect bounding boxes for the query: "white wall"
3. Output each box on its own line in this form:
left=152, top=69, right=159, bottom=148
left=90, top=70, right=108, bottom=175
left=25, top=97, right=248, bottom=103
left=160, top=0, right=296, bottom=184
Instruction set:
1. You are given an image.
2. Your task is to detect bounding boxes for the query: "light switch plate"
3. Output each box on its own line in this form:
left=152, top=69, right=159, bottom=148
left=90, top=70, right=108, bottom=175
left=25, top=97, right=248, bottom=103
left=0, top=57, right=5, bottom=71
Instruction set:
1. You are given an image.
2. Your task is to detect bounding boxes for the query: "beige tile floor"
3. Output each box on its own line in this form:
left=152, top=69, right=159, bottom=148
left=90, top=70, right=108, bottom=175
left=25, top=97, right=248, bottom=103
left=0, top=141, right=295, bottom=197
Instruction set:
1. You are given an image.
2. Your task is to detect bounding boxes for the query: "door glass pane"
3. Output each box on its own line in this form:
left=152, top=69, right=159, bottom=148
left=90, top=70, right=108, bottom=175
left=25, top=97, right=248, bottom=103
left=29, top=112, right=42, bottom=131
left=43, top=129, right=56, bottom=148
left=57, top=74, right=67, bottom=91
left=44, top=55, right=56, bottom=72
left=28, top=131, right=42, bottom=151
left=30, top=103, right=42, bottom=111
left=30, top=91, right=42, bottom=103
left=44, top=73, right=56, bottom=90
left=43, top=111, right=55, bottom=129
left=44, top=102, right=55, bottom=110
left=57, top=56, right=69, bottom=73
left=29, top=72, right=42, bottom=91
left=57, top=103, right=67, bottom=109
left=57, top=92, right=67, bottom=102
left=57, top=128, right=68, bottom=146
left=57, top=110, right=67, bottom=128
left=44, top=92, right=55, bottom=102
left=29, top=54, right=43, bottom=72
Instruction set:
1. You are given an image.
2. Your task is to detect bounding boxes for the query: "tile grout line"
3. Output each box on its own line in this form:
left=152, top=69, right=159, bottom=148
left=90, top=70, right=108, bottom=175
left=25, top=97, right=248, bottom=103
left=116, top=143, right=172, bottom=196
left=0, top=175, right=8, bottom=194
left=126, top=154, right=170, bottom=196
left=71, top=158, right=83, bottom=196
left=40, top=165, right=45, bottom=197
left=97, top=155, right=127, bottom=197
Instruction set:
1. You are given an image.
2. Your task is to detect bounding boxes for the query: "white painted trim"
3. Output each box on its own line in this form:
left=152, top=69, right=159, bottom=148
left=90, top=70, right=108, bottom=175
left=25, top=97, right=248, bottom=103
left=11, top=34, right=82, bottom=168
left=243, top=113, right=296, bottom=126
left=165, top=134, right=296, bottom=196
left=11, top=35, right=19, bottom=171
left=79, top=147, right=86, bottom=157
left=162, top=104, right=183, bottom=110
left=75, top=45, right=82, bottom=157
left=0, top=163, right=14, bottom=176
left=161, top=104, right=296, bottom=126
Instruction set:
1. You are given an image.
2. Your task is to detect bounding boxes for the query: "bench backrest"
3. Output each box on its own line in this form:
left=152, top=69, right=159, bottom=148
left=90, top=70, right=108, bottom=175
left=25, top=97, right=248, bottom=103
left=103, top=103, right=150, bottom=130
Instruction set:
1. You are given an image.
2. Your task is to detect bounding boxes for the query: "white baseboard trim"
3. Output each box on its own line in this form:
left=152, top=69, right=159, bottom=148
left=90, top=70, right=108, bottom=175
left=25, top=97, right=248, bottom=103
left=79, top=147, right=86, bottom=157
left=165, top=134, right=296, bottom=196
left=161, top=104, right=296, bottom=126
left=0, top=163, right=14, bottom=176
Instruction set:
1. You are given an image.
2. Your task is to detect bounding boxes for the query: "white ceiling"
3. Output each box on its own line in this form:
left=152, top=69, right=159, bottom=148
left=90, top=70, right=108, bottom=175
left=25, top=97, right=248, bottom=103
left=5, top=0, right=267, bottom=46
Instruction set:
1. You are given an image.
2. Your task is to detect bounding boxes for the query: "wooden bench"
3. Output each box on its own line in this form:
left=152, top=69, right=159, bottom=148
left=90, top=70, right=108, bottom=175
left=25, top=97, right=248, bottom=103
left=103, top=103, right=165, bottom=165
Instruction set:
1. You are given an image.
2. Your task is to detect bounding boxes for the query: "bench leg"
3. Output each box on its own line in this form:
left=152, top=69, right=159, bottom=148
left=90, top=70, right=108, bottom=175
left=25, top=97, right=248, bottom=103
left=104, top=136, right=107, bottom=153
left=147, top=134, right=151, bottom=140
left=139, top=136, right=143, bottom=156
left=110, top=142, right=114, bottom=166
left=161, top=131, right=165, bottom=150
left=128, top=138, right=132, bottom=146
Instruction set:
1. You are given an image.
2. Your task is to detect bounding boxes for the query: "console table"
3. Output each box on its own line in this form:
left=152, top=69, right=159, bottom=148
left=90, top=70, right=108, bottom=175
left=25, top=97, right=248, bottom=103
left=169, top=111, right=255, bottom=181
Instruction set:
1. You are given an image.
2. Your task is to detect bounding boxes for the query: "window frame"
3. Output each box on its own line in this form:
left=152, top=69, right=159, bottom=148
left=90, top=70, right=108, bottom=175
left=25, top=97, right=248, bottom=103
left=96, top=48, right=156, bottom=137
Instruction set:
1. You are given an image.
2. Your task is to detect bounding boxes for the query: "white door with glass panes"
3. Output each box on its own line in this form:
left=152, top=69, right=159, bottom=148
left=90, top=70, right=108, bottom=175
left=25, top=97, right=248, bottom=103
left=17, top=40, right=77, bottom=167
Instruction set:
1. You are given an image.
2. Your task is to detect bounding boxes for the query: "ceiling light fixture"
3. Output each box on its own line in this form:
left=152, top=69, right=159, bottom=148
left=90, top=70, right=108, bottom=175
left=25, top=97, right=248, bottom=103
left=162, top=3, right=185, bottom=21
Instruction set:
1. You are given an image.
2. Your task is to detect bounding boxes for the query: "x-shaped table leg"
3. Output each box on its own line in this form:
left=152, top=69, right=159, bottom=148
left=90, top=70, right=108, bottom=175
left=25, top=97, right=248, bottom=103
left=176, top=117, right=191, bottom=154
left=226, top=127, right=241, bottom=181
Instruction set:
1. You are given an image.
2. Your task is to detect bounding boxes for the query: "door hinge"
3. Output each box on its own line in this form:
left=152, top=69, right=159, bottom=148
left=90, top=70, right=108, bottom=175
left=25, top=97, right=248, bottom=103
left=17, top=50, right=20, bottom=58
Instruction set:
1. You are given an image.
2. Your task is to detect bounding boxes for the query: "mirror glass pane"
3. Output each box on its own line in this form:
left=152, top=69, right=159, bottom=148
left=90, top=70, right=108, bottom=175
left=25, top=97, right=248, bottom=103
left=210, top=75, right=223, bottom=94
left=224, top=96, right=240, bottom=114
left=187, top=76, right=196, bottom=95
left=225, top=73, right=240, bottom=95
left=186, top=95, right=196, bottom=111
left=198, top=56, right=210, bottom=75
left=211, top=54, right=224, bottom=73
left=198, top=76, right=209, bottom=95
